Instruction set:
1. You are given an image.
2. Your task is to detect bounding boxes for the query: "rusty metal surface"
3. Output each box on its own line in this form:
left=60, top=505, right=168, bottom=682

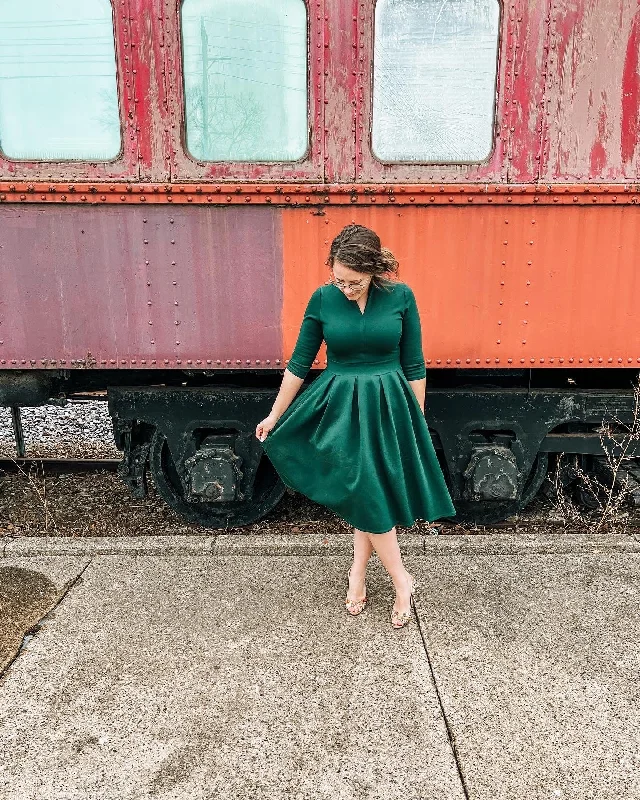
left=1, top=182, right=640, bottom=206
left=541, top=0, right=640, bottom=181
left=130, top=0, right=172, bottom=181
left=1, top=0, right=639, bottom=184
left=282, top=206, right=640, bottom=369
left=323, top=0, right=357, bottom=183
left=0, top=1, right=639, bottom=374
left=0, top=206, right=283, bottom=368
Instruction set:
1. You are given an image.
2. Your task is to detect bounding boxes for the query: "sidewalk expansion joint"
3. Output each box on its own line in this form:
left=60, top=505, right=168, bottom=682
left=413, top=598, right=472, bottom=800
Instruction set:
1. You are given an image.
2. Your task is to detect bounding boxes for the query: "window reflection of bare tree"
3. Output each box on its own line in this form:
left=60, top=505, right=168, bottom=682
left=96, top=87, right=119, bottom=134
left=181, top=0, right=307, bottom=162
left=185, top=84, right=266, bottom=162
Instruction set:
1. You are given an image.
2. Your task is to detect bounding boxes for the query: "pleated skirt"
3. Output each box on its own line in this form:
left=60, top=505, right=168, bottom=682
left=260, top=362, right=457, bottom=533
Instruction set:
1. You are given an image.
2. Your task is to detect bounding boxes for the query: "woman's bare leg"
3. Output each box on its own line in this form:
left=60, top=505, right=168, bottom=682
left=366, top=527, right=413, bottom=616
left=346, top=527, right=374, bottom=601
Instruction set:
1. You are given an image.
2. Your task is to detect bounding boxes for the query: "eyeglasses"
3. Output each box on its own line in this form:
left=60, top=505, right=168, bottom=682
left=331, top=273, right=369, bottom=290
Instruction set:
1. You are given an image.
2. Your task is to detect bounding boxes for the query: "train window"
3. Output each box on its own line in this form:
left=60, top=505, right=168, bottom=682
left=0, top=0, right=121, bottom=161
left=181, top=0, right=308, bottom=162
left=372, top=0, right=500, bottom=163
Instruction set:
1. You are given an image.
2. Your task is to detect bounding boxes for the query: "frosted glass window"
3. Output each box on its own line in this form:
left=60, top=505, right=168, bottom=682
left=372, top=0, right=500, bottom=163
left=181, top=0, right=308, bottom=162
left=0, top=0, right=121, bottom=161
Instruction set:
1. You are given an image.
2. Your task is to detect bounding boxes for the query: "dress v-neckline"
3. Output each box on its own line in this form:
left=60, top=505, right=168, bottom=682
left=356, top=286, right=373, bottom=317
left=330, top=281, right=374, bottom=315
left=357, top=285, right=374, bottom=315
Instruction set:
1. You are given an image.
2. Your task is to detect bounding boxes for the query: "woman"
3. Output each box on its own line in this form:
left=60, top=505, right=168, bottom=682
left=256, top=224, right=456, bottom=628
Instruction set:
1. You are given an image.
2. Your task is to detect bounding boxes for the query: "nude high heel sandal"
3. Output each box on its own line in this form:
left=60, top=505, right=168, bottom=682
left=345, top=567, right=368, bottom=615
left=391, top=573, right=419, bottom=629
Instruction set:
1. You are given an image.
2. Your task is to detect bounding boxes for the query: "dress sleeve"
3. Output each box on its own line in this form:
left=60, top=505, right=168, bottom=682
left=399, top=284, right=427, bottom=380
left=286, top=287, right=324, bottom=379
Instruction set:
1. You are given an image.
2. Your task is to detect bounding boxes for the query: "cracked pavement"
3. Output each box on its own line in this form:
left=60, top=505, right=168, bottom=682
left=1, top=533, right=639, bottom=800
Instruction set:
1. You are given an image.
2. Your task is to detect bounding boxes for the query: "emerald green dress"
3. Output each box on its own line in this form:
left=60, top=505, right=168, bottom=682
left=261, top=279, right=457, bottom=533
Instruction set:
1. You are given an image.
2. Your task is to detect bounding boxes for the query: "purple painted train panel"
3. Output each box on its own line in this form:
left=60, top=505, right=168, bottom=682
left=0, top=206, right=283, bottom=367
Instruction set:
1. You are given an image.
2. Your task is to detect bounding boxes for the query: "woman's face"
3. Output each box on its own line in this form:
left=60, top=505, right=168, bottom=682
left=331, top=260, right=371, bottom=301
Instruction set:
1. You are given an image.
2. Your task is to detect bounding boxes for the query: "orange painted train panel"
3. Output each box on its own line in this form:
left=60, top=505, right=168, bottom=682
left=281, top=206, right=640, bottom=368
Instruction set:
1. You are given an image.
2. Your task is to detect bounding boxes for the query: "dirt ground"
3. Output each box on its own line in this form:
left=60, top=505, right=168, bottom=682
left=1, top=465, right=638, bottom=539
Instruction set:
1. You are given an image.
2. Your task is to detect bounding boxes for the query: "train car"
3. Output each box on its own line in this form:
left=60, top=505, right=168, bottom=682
left=0, top=0, right=639, bottom=527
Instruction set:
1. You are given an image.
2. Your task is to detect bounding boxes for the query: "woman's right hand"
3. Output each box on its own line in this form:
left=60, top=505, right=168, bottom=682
left=255, top=413, right=279, bottom=442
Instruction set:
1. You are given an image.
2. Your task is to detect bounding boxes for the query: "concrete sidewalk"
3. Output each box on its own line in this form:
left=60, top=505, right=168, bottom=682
left=1, top=533, right=639, bottom=799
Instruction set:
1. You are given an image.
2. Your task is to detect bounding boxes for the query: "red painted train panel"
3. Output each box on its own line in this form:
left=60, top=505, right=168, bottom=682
left=0, top=206, right=283, bottom=366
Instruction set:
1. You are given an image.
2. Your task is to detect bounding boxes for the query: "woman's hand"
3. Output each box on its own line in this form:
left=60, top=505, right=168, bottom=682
left=255, top=413, right=280, bottom=442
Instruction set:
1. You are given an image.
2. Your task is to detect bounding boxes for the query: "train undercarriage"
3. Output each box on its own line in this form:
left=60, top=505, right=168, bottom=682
left=2, top=368, right=639, bottom=527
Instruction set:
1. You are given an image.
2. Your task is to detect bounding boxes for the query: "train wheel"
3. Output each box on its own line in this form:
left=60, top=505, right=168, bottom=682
left=452, top=451, right=549, bottom=525
left=149, top=430, right=286, bottom=529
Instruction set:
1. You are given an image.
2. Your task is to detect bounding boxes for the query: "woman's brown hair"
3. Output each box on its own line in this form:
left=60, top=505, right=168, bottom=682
left=325, top=224, right=399, bottom=291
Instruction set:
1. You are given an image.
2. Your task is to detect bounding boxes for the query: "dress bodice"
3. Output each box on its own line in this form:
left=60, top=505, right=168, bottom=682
left=286, top=280, right=426, bottom=380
